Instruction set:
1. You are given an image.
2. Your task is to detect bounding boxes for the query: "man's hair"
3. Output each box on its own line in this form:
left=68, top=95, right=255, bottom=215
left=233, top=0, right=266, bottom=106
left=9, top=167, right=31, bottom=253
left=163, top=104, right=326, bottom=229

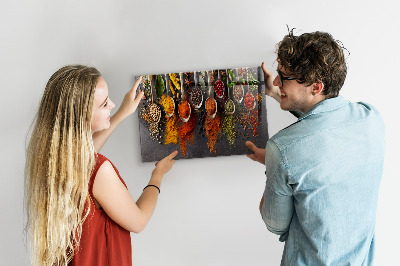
left=277, top=30, right=348, bottom=98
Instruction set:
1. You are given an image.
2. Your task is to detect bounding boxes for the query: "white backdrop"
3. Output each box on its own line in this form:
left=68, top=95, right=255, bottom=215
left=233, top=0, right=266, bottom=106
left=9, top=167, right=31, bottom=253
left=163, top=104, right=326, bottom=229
left=1, top=0, right=399, bottom=265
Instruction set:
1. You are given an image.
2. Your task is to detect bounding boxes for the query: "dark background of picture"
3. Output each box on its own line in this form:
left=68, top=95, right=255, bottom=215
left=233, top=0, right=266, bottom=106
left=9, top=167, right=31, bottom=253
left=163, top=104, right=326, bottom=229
left=137, top=67, right=269, bottom=162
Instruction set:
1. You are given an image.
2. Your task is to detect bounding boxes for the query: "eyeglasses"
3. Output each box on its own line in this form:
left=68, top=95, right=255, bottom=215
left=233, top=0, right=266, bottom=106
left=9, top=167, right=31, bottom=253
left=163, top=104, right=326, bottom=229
left=277, top=70, right=297, bottom=86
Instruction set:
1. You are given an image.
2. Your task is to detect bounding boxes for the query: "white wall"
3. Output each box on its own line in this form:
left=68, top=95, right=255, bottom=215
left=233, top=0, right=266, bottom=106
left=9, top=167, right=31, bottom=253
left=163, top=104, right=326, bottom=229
left=1, top=0, right=399, bottom=265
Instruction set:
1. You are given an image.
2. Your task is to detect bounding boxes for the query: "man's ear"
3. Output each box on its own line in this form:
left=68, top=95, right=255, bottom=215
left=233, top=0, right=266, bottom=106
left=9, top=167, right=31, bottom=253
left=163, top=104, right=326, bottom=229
left=312, top=82, right=324, bottom=96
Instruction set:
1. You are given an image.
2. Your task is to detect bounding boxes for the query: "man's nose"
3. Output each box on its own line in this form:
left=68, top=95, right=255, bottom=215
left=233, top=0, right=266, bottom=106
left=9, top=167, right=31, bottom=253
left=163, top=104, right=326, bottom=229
left=273, top=75, right=281, bottom=87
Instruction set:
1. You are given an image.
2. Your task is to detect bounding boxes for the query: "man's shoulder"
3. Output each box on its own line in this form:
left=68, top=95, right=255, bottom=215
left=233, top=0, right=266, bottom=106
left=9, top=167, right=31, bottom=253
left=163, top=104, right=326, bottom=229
left=270, top=99, right=384, bottom=149
left=269, top=121, right=306, bottom=150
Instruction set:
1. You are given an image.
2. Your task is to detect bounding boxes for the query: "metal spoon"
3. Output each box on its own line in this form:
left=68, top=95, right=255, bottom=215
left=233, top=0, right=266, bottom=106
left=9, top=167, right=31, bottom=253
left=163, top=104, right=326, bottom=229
left=164, top=74, right=175, bottom=117
left=190, top=70, right=203, bottom=109
left=178, top=72, right=191, bottom=122
left=214, top=69, right=225, bottom=99
left=233, top=68, right=244, bottom=103
left=205, top=70, right=217, bottom=118
left=244, top=68, right=256, bottom=111
left=224, top=69, right=235, bottom=115
left=148, top=75, right=161, bottom=123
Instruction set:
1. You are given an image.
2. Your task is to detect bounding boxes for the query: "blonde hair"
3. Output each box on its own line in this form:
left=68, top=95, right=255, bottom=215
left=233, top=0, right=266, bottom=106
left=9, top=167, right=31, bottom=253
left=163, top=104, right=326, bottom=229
left=25, top=65, right=101, bottom=265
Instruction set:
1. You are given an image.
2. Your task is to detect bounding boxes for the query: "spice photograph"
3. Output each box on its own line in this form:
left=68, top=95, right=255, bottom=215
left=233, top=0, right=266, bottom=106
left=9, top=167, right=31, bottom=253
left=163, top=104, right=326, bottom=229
left=137, top=66, right=269, bottom=162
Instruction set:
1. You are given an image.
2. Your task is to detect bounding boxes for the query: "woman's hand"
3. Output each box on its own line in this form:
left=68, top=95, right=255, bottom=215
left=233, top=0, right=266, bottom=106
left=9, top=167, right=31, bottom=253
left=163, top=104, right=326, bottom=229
left=152, top=150, right=178, bottom=180
left=262, top=62, right=281, bottom=103
left=115, top=76, right=145, bottom=120
left=92, top=76, right=144, bottom=152
left=245, top=141, right=266, bottom=165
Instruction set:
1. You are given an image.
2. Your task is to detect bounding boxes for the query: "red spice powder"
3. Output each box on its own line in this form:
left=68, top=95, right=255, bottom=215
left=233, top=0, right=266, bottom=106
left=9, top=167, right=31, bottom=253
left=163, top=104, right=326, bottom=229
left=249, top=109, right=259, bottom=137
left=205, top=98, right=216, bottom=116
left=204, top=114, right=222, bottom=153
left=178, top=111, right=196, bottom=156
left=178, top=101, right=190, bottom=119
left=244, top=92, right=255, bottom=110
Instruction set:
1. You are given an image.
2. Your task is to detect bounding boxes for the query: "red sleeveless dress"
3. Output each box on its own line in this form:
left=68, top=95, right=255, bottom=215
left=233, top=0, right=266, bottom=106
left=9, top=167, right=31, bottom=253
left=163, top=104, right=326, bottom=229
left=69, top=153, right=132, bottom=266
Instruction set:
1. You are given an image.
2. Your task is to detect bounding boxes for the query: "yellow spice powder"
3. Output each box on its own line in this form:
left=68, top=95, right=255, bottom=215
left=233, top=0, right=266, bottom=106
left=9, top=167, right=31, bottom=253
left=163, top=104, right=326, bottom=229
left=161, top=95, right=175, bottom=115
left=164, top=113, right=178, bottom=145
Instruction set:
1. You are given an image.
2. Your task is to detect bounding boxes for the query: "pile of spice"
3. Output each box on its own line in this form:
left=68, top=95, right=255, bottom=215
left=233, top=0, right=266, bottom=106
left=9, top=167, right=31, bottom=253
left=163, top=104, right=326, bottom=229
left=219, top=70, right=227, bottom=82
left=204, top=114, right=222, bottom=153
left=178, top=101, right=190, bottom=121
left=148, top=122, right=162, bottom=142
left=199, top=72, right=206, bottom=87
left=178, top=112, right=197, bottom=156
left=238, top=68, right=246, bottom=80
left=209, top=70, right=216, bottom=85
left=169, top=73, right=181, bottom=91
left=236, top=105, right=259, bottom=139
left=149, top=103, right=161, bottom=122
left=168, top=81, right=177, bottom=96
left=222, top=114, right=236, bottom=146
left=190, top=87, right=203, bottom=108
left=183, top=72, right=193, bottom=89
left=225, top=99, right=235, bottom=114
left=249, top=109, right=259, bottom=137
left=164, top=113, right=178, bottom=145
left=244, top=92, right=255, bottom=110
left=139, top=106, right=150, bottom=123
left=233, top=84, right=244, bottom=103
left=205, top=97, right=217, bottom=117
left=214, top=80, right=224, bottom=98
left=257, top=92, right=263, bottom=105
left=141, top=76, right=152, bottom=98
left=161, top=94, right=175, bottom=116
left=144, top=103, right=162, bottom=143
left=169, top=73, right=181, bottom=99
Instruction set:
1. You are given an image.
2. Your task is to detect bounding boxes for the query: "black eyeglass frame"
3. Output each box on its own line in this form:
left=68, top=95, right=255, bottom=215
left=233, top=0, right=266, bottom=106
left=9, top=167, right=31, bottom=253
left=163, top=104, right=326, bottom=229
left=277, top=70, right=297, bottom=86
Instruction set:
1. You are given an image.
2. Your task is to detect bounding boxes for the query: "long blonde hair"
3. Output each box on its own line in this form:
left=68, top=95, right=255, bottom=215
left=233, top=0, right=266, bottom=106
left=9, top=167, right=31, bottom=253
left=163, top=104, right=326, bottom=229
left=25, top=65, right=101, bottom=265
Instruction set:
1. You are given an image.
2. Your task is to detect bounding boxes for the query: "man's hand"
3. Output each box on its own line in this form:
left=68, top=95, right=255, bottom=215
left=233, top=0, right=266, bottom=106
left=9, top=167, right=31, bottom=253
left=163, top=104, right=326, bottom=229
left=245, top=141, right=266, bottom=165
left=262, top=62, right=281, bottom=103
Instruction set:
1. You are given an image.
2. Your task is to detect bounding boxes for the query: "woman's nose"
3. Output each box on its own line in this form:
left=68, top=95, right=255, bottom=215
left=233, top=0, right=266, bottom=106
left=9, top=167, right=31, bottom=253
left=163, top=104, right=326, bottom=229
left=109, top=100, right=115, bottom=109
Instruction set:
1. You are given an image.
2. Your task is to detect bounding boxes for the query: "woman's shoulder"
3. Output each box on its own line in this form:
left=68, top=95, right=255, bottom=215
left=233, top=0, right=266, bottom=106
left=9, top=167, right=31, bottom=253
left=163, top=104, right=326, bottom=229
left=94, top=153, right=127, bottom=188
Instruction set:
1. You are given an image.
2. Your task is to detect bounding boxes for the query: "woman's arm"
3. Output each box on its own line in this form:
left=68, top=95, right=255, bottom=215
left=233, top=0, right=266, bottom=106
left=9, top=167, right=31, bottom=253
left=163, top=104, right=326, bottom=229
left=93, top=150, right=178, bottom=233
left=92, top=77, right=144, bottom=152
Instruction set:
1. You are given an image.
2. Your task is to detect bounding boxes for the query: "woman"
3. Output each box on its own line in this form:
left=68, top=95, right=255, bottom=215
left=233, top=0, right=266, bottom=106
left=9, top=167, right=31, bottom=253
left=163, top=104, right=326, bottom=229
left=25, top=65, right=177, bottom=265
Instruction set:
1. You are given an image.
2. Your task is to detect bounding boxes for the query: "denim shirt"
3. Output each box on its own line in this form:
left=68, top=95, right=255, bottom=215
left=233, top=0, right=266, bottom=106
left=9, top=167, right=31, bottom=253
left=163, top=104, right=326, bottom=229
left=260, top=96, right=385, bottom=266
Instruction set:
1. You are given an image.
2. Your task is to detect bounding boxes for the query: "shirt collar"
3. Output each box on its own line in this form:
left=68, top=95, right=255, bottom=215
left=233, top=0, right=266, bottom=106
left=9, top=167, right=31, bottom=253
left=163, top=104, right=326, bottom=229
left=298, top=95, right=350, bottom=121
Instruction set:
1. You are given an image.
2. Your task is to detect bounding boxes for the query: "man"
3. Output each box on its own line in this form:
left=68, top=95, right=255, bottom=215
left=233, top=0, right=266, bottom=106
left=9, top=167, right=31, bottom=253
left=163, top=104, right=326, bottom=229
left=246, top=31, right=385, bottom=265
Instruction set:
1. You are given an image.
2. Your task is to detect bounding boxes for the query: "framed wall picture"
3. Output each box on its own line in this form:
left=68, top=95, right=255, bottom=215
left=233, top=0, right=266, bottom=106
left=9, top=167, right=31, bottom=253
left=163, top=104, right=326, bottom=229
left=136, top=66, right=269, bottom=162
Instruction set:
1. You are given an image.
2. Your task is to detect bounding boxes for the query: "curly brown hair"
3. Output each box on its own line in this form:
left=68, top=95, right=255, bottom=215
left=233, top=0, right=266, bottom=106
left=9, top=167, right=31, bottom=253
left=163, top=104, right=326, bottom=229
left=277, top=30, right=348, bottom=98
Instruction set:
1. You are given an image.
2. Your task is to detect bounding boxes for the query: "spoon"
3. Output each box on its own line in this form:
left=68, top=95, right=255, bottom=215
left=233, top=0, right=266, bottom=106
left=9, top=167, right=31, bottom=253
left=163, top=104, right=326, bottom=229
left=244, top=68, right=256, bottom=111
left=164, top=74, right=175, bottom=117
left=205, top=70, right=217, bottom=118
left=178, top=72, right=191, bottom=122
left=233, top=68, right=244, bottom=103
left=214, top=69, right=225, bottom=99
left=148, top=75, right=161, bottom=123
left=190, top=70, right=203, bottom=109
left=225, top=69, right=235, bottom=115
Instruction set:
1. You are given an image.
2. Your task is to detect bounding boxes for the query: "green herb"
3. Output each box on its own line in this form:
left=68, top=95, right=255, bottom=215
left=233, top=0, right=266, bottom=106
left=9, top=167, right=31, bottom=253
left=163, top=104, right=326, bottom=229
left=155, top=74, right=165, bottom=99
